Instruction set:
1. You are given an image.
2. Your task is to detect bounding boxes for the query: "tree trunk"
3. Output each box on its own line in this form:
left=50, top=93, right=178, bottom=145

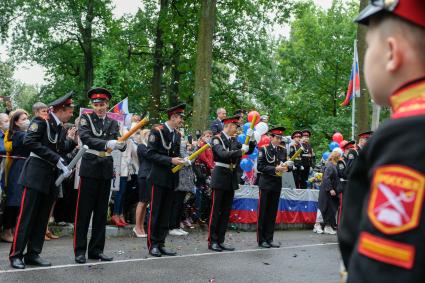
left=169, top=42, right=180, bottom=107
left=355, top=0, right=370, bottom=135
left=192, top=0, right=217, bottom=132
left=150, top=0, right=168, bottom=122
left=371, top=103, right=381, bottom=130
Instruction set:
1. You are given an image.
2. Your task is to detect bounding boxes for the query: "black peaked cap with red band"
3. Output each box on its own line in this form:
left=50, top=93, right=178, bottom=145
left=49, top=91, right=75, bottom=109
left=268, top=127, right=286, bottom=137
left=358, top=131, right=374, bottom=139
left=222, top=116, right=240, bottom=125
left=356, top=0, right=425, bottom=29
left=167, top=103, right=186, bottom=117
left=341, top=140, right=356, bottom=150
left=88, top=87, right=112, bottom=102
left=302, top=130, right=311, bottom=137
left=291, top=130, right=303, bottom=139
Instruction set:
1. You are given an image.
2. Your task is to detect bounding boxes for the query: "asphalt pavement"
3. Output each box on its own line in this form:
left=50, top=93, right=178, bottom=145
left=0, top=229, right=340, bottom=283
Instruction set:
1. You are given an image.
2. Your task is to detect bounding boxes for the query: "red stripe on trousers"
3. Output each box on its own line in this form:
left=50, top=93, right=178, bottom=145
left=147, top=185, right=155, bottom=250
left=10, top=187, right=27, bottom=258
left=207, top=190, right=216, bottom=245
left=73, top=179, right=82, bottom=253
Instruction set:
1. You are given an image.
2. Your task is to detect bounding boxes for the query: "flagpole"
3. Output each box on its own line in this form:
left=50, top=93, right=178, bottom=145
left=351, top=39, right=357, bottom=140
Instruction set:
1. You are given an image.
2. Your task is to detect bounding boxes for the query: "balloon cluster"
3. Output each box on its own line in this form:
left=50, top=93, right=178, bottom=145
left=237, top=111, right=270, bottom=172
left=322, top=132, right=344, bottom=161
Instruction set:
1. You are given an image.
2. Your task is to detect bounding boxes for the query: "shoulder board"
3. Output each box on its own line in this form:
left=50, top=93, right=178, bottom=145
left=154, top=125, right=164, bottom=131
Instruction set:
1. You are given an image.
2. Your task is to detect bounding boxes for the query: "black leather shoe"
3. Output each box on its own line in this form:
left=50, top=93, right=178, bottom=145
left=24, top=255, right=51, bottom=267
left=158, top=246, right=177, bottom=256
left=268, top=241, right=280, bottom=248
left=149, top=247, right=162, bottom=257
left=219, top=243, right=235, bottom=251
left=208, top=243, right=222, bottom=252
left=10, top=258, right=25, bottom=269
left=88, top=253, right=113, bottom=261
left=259, top=242, right=271, bottom=248
left=75, top=255, right=86, bottom=264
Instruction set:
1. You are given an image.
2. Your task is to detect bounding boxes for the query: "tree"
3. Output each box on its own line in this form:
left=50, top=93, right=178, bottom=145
left=192, top=0, right=217, bottom=132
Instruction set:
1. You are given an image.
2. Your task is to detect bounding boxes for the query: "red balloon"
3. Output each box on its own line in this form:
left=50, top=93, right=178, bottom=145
left=332, top=132, right=344, bottom=144
left=247, top=111, right=261, bottom=125
left=257, top=135, right=270, bottom=148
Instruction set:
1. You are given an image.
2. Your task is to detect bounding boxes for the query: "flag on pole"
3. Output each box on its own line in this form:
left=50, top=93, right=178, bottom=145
left=110, top=97, right=129, bottom=114
left=341, top=44, right=360, bottom=106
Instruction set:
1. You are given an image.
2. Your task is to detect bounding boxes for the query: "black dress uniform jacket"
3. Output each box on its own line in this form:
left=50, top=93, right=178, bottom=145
left=339, top=78, right=425, bottom=283
left=257, top=144, right=290, bottom=191
left=79, top=113, right=120, bottom=179
left=210, top=132, right=255, bottom=191
left=20, top=115, right=76, bottom=194
left=146, top=124, right=180, bottom=189
left=301, top=143, right=315, bottom=168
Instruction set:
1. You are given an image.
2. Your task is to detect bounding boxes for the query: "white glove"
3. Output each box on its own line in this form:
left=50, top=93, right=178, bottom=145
left=56, top=159, right=71, bottom=178
left=115, top=141, right=126, bottom=150
left=300, top=166, right=305, bottom=170
left=106, top=140, right=117, bottom=150
left=284, top=160, right=294, bottom=167
left=183, top=157, right=192, bottom=166
left=241, top=144, right=249, bottom=153
left=246, top=128, right=254, bottom=138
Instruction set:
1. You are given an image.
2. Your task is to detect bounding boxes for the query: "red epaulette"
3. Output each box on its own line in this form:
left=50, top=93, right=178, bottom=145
left=155, top=125, right=164, bottom=131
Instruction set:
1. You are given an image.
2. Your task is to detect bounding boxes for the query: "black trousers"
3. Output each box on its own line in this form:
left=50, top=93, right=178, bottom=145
left=292, top=168, right=302, bottom=189
left=9, top=187, right=55, bottom=260
left=300, top=166, right=310, bottom=189
left=169, top=191, right=186, bottom=230
left=74, top=177, right=111, bottom=257
left=257, top=189, right=280, bottom=244
left=147, top=184, right=174, bottom=250
left=208, top=189, right=234, bottom=245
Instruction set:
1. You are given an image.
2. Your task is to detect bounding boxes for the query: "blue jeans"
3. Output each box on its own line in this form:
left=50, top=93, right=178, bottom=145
left=113, top=177, right=127, bottom=215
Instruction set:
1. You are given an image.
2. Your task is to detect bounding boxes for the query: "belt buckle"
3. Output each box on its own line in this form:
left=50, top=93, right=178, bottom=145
left=99, top=151, right=106, bottom=157
left=229, top=164, right=235, bottom=171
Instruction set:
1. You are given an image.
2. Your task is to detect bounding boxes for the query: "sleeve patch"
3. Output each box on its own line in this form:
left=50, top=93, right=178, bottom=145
left=348, top=153, right=355, bottom=160
left=149, top=134, right=156, bottom=143
left=80, top=118, right=87, bottom=126
left=28, top=123, right=38, bottom=132
left=213, top=138, right=220, bottom=145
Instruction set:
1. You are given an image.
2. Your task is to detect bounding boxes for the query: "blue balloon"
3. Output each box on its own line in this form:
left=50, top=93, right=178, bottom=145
left=240, top=158, right=254, bottom=172
left=322, top=151, right=331, bottom=161
left=243, top=122, right=251, bottom=134
left=329, top=141, right=339, bottom=151
left=237, top=133, right=246, bottom=144
left=248, top=147, right=259, bottom=160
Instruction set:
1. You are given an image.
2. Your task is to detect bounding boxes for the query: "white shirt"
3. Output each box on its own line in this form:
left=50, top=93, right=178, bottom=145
left=165, top=122, right=174, bottom=133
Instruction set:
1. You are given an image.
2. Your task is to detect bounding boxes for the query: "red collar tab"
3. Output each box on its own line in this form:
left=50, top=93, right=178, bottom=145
left=390, top=78, right=425, bottom=119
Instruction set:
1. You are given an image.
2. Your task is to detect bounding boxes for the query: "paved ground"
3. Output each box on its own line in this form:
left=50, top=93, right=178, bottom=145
left=0, top=229, right=340, bottom=283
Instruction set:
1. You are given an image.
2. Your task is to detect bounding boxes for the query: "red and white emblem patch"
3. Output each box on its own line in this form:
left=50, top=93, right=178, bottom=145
left=368, top=165, right=425, bottom=235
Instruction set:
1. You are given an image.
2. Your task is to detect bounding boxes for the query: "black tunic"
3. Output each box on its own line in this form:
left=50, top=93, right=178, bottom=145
left=339, top=78, right=425, bottom=283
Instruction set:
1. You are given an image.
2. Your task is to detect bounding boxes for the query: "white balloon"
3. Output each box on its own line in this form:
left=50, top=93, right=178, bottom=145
left=254, top=131, right=262, bottom=143
left=254, top=122, right=269, bottom=136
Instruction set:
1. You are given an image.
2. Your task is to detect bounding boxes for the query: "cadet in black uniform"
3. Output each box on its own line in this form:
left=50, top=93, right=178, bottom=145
left=74, top=87, right=126, bottom=264
left=208, top=116, right=256, bottom=252
left=300, top=130, right=315, bottom=189
left=10, top=92, right=76, bottom=269
left=339, top=1, right=425, bottom=282
left=336, top=140, right=354, bottom=224
left=356, top=131, right=373, bottom=153
left=289, top=131, right=303, bottom=189
left=146, top=104, right=187, bottom=257
left=256, top=127, right=293, bottom=248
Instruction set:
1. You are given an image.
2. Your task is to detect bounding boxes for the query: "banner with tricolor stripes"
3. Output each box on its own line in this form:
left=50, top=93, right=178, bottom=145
left=230, top=185, right=319, bottom=224
left=341, top=42, right=360, bottom=106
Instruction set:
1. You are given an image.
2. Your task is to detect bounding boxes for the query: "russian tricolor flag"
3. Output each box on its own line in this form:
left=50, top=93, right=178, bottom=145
left=341, top=43, right=360, bottom=106
left=230, top=186, right=319, bottom=224
left=111, top=97, right=129, bottom=114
